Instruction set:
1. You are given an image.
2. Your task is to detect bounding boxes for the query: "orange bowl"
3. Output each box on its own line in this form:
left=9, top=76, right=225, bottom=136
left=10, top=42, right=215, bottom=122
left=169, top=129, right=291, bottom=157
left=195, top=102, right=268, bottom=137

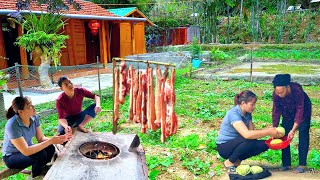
left=265, top=136, right=291, bottom=150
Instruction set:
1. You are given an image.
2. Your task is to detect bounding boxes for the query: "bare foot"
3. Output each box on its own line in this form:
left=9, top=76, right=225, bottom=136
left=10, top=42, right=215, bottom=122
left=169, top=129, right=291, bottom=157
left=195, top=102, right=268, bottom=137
left=224, top=159, right=235, bottom=167
left=234, top=159, right=242, bottom=166
left=77, top=126, right=91, bottom=133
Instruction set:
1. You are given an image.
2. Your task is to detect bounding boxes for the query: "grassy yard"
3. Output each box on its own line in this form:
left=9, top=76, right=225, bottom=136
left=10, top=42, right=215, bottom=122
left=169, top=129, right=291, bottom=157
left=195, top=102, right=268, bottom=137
left=1, top=64, right=320, bottom=179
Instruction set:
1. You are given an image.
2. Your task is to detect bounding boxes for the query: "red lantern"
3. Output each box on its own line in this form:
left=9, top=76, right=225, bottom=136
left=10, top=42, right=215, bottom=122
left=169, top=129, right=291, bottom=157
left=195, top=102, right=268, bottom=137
left=88, top=20, right=100, bottom=35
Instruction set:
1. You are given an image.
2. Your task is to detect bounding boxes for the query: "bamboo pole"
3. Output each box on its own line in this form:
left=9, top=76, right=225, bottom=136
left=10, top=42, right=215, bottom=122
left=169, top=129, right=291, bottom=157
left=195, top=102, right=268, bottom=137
left=112, top=57, right=176, bottom=67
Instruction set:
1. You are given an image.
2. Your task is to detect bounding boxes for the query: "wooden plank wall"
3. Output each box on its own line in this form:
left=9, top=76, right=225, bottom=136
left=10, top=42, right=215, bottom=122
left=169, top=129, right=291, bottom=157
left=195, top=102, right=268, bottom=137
left=133, top=22, right=146, bottom=54
left=73, top=19, right=86, bottom=65
left=0, top=19, right=7, bottom=69
left=99, top=20, right=110, bottom=65
left=61, top=19, right=86, bottom=66
left=120, top=22, right=133, bottom=58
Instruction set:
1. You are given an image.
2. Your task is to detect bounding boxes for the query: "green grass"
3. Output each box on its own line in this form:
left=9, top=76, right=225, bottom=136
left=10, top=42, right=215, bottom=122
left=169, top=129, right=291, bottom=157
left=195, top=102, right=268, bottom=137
left=1, top=51, right=320, bottom=179
left=252, top=49, right=320, bottom=61
left=230, top=64, right=320, bottom=74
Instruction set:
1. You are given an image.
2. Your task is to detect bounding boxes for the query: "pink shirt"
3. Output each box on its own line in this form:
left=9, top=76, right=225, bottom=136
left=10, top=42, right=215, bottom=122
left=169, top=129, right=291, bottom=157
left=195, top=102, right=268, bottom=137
left=56, top=87, right=96, bottom=119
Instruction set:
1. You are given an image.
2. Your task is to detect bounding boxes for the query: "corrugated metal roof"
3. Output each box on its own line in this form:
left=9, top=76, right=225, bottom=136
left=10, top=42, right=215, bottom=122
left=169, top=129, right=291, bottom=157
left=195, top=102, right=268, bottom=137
left=0, top=0, right=117, bottom=17
left=107, top=7, right=136, bottom=17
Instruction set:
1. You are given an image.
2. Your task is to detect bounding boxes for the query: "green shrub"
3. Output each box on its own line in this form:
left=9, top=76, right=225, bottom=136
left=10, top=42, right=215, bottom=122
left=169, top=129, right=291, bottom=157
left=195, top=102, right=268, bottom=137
left=210, top=47, right=230, bottom=62
left=191, top=37, right=202, bottom=59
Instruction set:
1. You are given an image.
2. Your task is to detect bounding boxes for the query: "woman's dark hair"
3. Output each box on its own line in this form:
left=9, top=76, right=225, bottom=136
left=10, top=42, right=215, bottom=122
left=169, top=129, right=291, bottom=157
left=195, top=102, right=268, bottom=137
left=234, top=90, right=257, bottom=106
left=6, top=96, right=31, bottom=119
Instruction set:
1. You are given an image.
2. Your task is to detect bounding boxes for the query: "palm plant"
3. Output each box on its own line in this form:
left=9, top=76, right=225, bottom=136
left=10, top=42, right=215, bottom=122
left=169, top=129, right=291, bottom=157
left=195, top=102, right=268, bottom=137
left=15, top=12, right=69, bottom=88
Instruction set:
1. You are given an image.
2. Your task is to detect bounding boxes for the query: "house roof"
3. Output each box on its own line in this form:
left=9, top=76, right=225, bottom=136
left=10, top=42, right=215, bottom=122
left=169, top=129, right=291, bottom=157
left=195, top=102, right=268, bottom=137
left=0, top=0, right=116, bottom=17
left=107, top=7, right=155, bottom=26
left=108, top=7, right=136, bottom=17
left=0, top=0, right=147, bottom=22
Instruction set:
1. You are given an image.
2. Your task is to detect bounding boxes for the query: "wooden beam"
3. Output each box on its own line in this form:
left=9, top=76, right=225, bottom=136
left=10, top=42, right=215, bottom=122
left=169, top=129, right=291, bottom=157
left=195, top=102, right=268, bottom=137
left=67, top=19, right=75, bottom=66
left=131, top=22, right=135, bottom=54
left=18, top=25, right=29, bottom=79
left=0, top=19, right=7, bottom=69
left=99, top=20, right=108, bottom=66
left=106, top=22, right=111, bottom=63
left=0, top=168, right=31, bottom=179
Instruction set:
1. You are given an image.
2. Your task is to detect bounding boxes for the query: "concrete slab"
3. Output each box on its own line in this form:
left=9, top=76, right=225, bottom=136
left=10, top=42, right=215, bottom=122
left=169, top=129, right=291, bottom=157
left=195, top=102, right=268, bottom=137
left=44, top=131, right=148, bottom=180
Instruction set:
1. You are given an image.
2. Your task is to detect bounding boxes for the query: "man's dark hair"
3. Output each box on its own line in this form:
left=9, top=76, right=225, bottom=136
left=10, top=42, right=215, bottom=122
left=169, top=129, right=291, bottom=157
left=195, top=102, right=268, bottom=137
left=57, top=76, right=68, bottom=87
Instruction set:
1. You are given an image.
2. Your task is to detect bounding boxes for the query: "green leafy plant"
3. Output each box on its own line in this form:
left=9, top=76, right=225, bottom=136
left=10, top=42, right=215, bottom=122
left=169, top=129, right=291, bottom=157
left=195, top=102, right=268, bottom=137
left=205, top=130, right=218, bottom=153
left=213, top=164, right=223, bottom=176
left=14, top=12, right=69, bottom=88
left=308, top=148, right=320, bottom=169
left=146, top=154, right=174, bottom=179
left=210, top=47, right=230, bottom=62
left=168, top=134, right=200, bottom=149
left=180, top=151, right=212, bottom=176
left=191, top=37, right=202, bottom=59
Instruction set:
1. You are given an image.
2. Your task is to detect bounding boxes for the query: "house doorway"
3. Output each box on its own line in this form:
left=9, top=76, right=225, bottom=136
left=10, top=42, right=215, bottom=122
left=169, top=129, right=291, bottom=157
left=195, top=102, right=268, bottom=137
left=85, top=21, right=100, bottom=64
left=2, top=18, right=21, bottom=67
left=110, top=23, right=120, bottom=59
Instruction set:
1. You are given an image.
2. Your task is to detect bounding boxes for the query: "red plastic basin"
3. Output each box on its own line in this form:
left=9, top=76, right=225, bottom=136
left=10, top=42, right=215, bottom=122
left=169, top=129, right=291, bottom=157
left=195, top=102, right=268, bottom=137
left=265, top=136, right=291, bottom=150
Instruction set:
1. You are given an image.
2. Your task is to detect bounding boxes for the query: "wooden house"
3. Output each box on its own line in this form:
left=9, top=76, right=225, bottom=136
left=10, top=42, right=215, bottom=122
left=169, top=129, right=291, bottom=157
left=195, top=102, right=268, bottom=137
left=0, top=1, right=152, bottom=70
left=108, top=7, right=154, bottom=58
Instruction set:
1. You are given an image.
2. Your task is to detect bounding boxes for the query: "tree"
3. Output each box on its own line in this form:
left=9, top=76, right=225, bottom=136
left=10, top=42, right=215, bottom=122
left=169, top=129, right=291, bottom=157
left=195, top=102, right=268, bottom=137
left=15, top=0, right=81, bottom=13
left=14, top=13, right=69, bottom=88
left=10, top=1, right=80, bottom=88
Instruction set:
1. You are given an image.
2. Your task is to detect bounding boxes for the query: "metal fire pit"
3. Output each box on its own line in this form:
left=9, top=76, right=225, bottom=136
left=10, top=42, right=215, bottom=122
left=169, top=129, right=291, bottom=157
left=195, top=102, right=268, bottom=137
left=79, top=141, right=120, bottom=160
left=44, top=132, right=148, bottom=180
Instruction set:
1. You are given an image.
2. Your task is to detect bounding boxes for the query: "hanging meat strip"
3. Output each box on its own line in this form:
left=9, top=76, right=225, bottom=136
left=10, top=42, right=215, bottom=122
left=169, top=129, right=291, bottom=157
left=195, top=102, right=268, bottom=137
left=119, top=61, right=127, bottom=104
left=147, top=67, right=158, bottom=131
left=164, top=78, right=172, bottom=137
left=134, top=71, right=142, bottom=123
left=128, top=65, right=134, bottom=120
left=113, top=67, right=120, bottom=133
left=160, top=66, right=169, bottom=143
left=141, top=73, right=148, bottom=133
left=132, top=68, right=139, bottom=122
left=155, top=66, right=162, bottom=126
left=126, top=64, right=131, bottom=95
left=170, top=68, right=178, bottom=134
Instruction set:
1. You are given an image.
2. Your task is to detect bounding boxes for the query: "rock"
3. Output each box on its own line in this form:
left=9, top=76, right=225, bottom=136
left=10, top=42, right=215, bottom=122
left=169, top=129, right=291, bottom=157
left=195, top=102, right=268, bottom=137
left=237, top=54, right=250, bottom=62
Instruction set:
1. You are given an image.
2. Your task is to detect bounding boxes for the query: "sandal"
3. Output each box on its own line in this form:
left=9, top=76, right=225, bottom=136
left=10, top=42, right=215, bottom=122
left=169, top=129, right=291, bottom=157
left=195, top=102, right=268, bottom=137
left=293, top=166, right=305, bottom=173
left=279, top=166, right=291, bottom=171
left=224, top=165, right=236, bottom=173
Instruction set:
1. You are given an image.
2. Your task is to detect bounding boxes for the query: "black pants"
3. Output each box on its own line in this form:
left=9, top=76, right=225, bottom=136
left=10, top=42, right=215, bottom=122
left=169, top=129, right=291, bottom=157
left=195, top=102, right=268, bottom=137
left=217, top=136, right=268, bottom=163
left=281, top=119, right=310, bottom=167
left=3, top=145, right=55, bottom=177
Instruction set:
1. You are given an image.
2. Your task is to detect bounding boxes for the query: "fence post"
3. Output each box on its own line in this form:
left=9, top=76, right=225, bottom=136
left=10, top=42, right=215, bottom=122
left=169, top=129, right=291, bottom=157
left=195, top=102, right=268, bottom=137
left=97, top=56, right=101, bottom=98
left=15, top=63, right=23, bottom=97
left=250, top=48, right=253, bottom=82
left=189, top=57, right=192, bottom=78
left=0, top=92, right=5, bottom=120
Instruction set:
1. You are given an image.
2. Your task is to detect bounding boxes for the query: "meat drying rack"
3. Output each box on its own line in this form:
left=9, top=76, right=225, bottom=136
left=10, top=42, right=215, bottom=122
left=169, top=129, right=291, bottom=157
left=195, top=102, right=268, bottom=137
left=111, top=57, right=176, bottom=134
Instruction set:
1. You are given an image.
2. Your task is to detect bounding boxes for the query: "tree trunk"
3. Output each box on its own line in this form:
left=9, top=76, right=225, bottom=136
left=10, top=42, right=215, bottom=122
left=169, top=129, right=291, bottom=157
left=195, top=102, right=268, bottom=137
left=240, top=0, right=243, bottom=31
left=39, top=55, right=53, bottom=88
